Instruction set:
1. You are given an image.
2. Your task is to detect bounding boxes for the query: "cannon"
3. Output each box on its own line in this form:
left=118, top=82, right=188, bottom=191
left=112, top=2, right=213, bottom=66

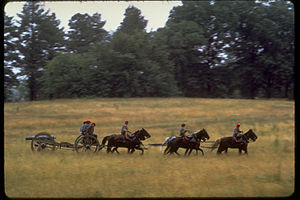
left=25, top=132, right=101, bottom=153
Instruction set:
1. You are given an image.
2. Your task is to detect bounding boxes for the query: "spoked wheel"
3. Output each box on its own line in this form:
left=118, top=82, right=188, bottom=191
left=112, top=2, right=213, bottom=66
left=31, top=132, right=56, bottom=152
left=74, top=135, right=100, bottom=153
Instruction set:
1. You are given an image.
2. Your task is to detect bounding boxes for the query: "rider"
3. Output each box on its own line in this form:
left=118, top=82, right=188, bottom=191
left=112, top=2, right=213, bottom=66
left=179, top=123, right=190, bottom=137
left=86, top=122, right=97, bottom=138
left=80, top=120, right=90, bottom=134
left=233, top=122, right=243, bottom=143
left=121, top=120, right=131, bottom=142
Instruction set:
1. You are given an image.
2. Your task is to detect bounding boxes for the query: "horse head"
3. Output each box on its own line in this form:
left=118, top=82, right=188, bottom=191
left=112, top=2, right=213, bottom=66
left=136, top=128, right=151, bottom=141
left=195, top=128, right=210, bottom=142
left=247, top=129, right=258, bottom=142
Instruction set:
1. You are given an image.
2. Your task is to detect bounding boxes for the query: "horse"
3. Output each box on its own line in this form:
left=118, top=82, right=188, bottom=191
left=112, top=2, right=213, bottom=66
left=100, top=128, right=151, bottom=155
left=211, top=129, right=258, bottom=155
left=164, top=128, right=210, bottom=156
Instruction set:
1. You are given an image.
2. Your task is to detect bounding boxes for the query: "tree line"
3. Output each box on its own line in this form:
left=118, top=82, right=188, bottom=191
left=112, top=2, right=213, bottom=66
left=4, top=0, right=294, bottom=101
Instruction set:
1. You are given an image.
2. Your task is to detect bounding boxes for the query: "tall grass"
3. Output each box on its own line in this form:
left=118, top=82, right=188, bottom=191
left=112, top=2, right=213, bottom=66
left=4, top=98, right=294, bottom=198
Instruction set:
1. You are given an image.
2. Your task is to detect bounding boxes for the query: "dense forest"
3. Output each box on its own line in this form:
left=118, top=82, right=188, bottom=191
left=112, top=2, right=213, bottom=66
left=4, top=1, right=294, bottom=101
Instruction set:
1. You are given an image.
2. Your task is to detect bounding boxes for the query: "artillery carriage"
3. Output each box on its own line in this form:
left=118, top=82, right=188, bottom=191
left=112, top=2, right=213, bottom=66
left=25, top=132, right=101, bottom=153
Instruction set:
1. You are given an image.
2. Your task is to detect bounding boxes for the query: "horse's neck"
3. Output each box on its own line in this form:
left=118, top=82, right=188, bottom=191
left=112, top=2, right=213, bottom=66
left=196, top=131, right=204, bottom=139
left=242, top=131, right=250, bottom=140
left=132, top=130, right=139, bottom=136
left=135, top=131, right=144, bottom=139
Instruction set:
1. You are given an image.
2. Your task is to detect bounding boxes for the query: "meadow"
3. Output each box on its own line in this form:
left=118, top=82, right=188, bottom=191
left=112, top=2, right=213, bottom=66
left=4, top=98, right=295, bottom=198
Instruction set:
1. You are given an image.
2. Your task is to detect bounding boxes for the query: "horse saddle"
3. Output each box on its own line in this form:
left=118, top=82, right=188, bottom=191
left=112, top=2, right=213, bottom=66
left=184, top=135, right=194, bottom=142
left=125, top=134, right=135, bottom=141
left=232, top=136, right=244, bottom=144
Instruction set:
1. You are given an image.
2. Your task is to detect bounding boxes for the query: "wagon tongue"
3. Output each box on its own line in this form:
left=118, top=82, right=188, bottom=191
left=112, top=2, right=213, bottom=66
left=147, top=143, right=162, bottom=146
left=25, top=135, right=56, bottom=140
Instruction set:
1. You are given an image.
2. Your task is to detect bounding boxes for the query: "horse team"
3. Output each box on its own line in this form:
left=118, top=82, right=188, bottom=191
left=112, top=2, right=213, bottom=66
left=98, top=126, right=258, bottom=156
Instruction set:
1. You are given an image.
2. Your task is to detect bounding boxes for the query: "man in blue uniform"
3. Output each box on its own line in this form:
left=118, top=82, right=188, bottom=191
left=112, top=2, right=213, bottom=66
left=80, top=120, right=90, bottom=134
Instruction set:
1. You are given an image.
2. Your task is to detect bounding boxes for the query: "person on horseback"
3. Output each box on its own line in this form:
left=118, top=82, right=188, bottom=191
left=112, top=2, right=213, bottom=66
left=179, top=123, right=190, bottom=137
left=233, top=122, right=243, bottom=143
left=180, top=123, right=197, bottom=143
left=121, top=120, right=131, bottom=142
left=80, top=120, right=90, bottom=134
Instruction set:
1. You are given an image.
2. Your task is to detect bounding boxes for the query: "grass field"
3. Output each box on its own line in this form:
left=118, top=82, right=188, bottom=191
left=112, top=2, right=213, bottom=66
left=4, top=98, right=295, bottom=198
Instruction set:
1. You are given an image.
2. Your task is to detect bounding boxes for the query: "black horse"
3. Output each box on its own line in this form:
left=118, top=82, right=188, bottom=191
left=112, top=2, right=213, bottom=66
left=211, top=129, right=258, bottom=155
left=100, top=128, right=151, bottom=155
left=164, top=128, right=210, bottom=156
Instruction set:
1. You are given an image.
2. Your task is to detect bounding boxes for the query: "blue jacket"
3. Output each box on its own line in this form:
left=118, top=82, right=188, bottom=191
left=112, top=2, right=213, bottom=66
left=80, top=123, right=89, bottom=133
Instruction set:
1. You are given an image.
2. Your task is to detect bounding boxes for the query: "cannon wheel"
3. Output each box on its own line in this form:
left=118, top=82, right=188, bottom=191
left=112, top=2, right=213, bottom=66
left=74, top=135, right=100, bottom=153
left=31, top=132, right=56, bottom=152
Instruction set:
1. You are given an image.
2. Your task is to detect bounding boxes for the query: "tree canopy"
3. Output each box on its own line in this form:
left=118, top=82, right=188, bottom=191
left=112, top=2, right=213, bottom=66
left=4, top=1, right=294, bottom=101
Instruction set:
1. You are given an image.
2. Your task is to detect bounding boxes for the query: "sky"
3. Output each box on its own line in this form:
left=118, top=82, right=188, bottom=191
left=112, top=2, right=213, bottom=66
left=4, top=1, right=182, bottom=32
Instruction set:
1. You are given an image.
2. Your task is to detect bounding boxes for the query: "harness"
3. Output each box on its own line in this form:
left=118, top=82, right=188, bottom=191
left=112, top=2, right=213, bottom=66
left=233, top=134, right=249, bottom=144
left=184, top=135, right=198, bottom=143
left=184, top=136, right=190, bottom=141
left=125, top=134, right=136, bottom=141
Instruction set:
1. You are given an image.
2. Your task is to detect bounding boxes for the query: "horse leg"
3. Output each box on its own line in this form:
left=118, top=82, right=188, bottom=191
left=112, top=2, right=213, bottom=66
left=107, top=146, right=111, bottom=153
left=131, top=148, right=136, bottom=154
left=175, top=150, right=181, bottom=156
left=239, top=148, right=242, bottom=155
left=197, top=147, right=204, bottom=156
left=243, top=146, right=248, bottom=155
left=168, top=146, right=176, bottom=155
left=184, top=148, right=189, bottom=156
left=135, top=147, right=144, bottom=155
left=188, top=148, right=194, bottom=156
left=112, top=147, right=119, bottom=154
left=225, top=148, right=228, bottom=154
left=173, top=147, right=181, bottom=156
left=116, top=148, right=120, bottom=154
left=217, top=146, right=223, bottom=155
left=164, top=145, right=170, bottom=155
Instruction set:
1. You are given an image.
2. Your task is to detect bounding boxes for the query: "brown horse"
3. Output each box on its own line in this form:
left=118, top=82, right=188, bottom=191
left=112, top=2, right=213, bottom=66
left=164, top=129, right=210, bottom=156
left=100, top=128, right=151, bottom=155
left=211, top=129, right=257, bottom=155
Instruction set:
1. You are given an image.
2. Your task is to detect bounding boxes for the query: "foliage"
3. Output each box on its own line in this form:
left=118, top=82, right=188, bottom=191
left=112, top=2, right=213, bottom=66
left=66, top=13, right=108, bottom=54
left=163, top=0, right=294, bottom=98
left=14, top=2, right=65, bottom=100
left=41, top=53, right=92, bottom=98
left=4, top=14, right=19, bottom=101
left=4, top=1, right=294, bottom=101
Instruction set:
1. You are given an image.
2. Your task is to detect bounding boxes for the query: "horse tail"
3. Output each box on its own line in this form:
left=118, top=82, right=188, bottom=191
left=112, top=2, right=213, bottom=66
left=211, top=139, right=221, bottom=152
left=160, top=137, right=170, bottom=151
left=101, top=136, right=110, bottom=145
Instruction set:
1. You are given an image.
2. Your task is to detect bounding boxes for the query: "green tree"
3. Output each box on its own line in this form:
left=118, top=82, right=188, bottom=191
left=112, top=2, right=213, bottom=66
left=165, top=1, right=227, bottom=96
left=117, top=6, right=147, bottom=34
left=108, top=6, right=179, bottom=97
left=16, top=2, right=65, bottom=100
left=162, top=0, right=294, bottom=98
left=4, top=14, right=19, bottom=101
left=227, top=0, right=294, bottom=98
left=66, top=13, right=108, bottom=54
left=41, top=53, right=91, bottom=98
